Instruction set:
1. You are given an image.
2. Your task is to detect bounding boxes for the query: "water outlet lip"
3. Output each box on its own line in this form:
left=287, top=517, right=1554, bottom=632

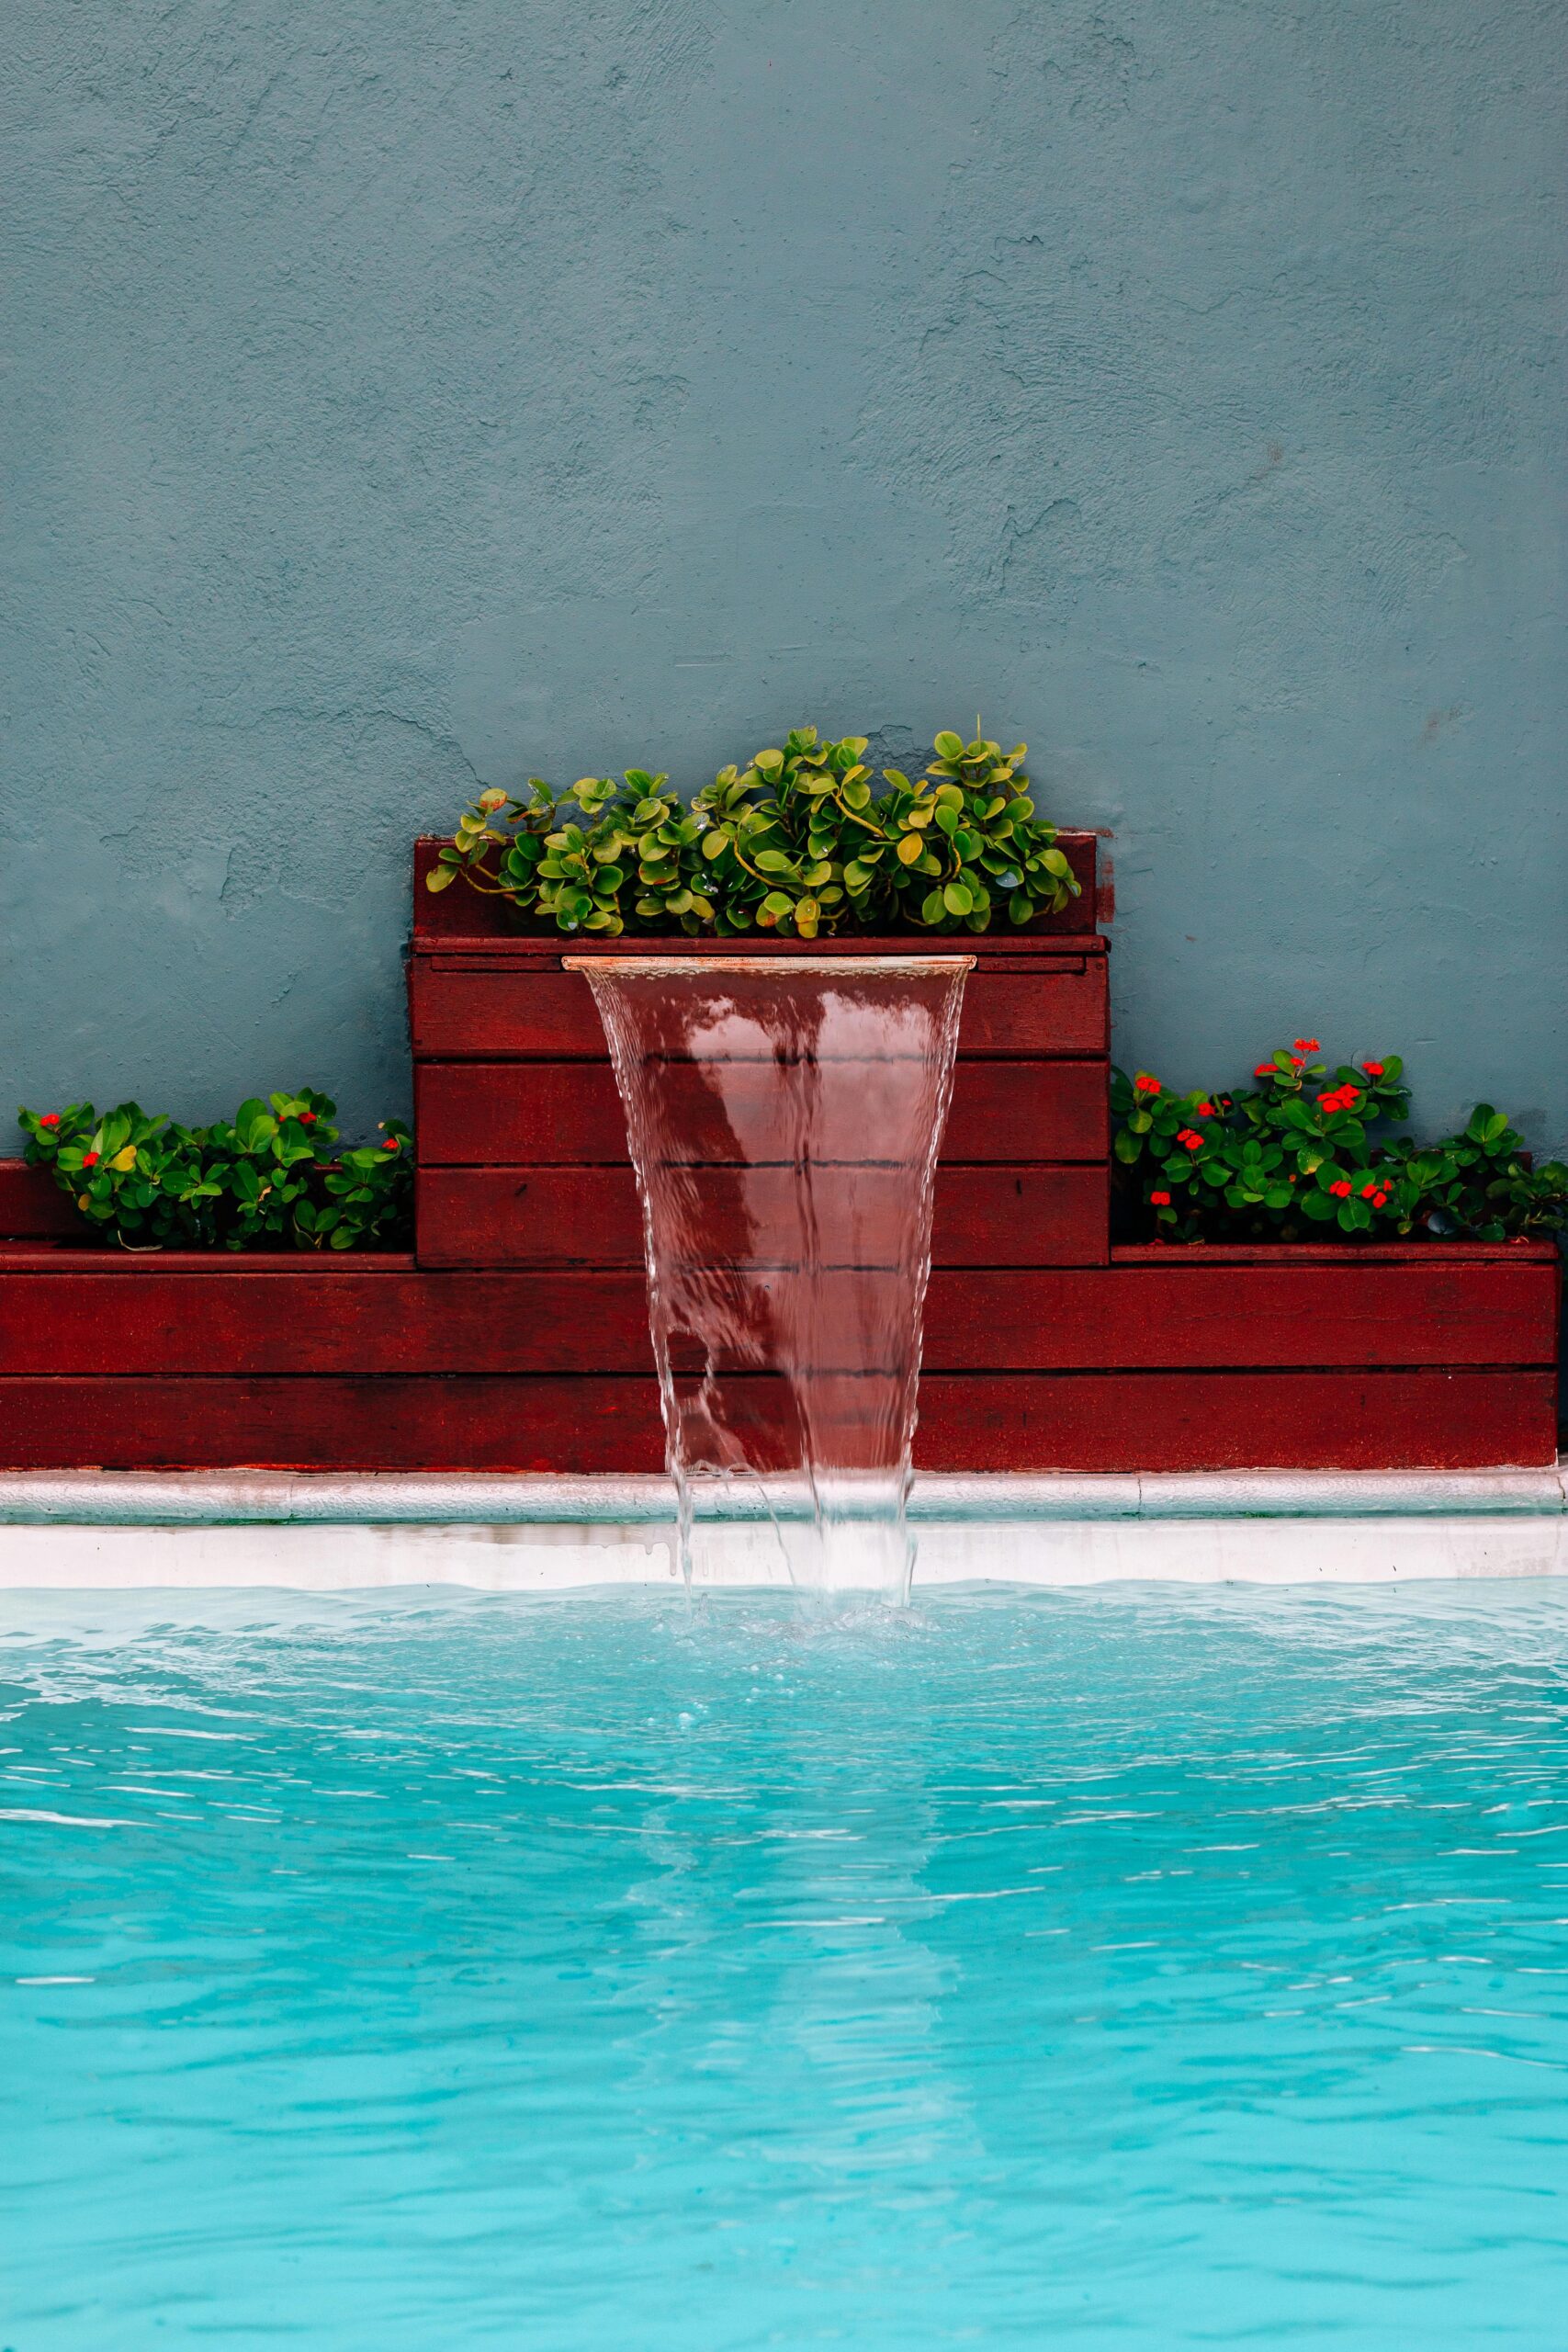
left=561, top=955, right=978, bottom=974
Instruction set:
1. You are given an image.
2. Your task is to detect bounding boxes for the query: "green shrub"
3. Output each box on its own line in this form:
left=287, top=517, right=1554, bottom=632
left=1111, top=1041, right=1567, bottom=1243
left=17, top=1091, right=412, bottom=1251
left=426, top=726, right=1081, bottom=938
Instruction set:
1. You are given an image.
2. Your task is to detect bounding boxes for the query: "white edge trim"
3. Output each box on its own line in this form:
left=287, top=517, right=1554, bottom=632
left=0, top=1466, right=1562, bottom=1526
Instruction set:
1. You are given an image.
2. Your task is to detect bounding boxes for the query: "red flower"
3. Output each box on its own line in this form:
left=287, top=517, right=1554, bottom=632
left=1362, top=1060, right=1384, bottom=1078
left=1177, top=1127, right=1204, bottom=1150
left=1133, top=1073, right=1161, bottom=1096
left=1253, top=1062, right=1280, bottom=1078
left=1360, top=1182, right=1379, bottom=1199
left=1289, top=1055, right=1306, bottom=1069
left=1328, top=1179, right=1352, bottom=1198
left=1150, top=1190, right=1171, bottom=1206
left=82, top=1150, right=99, bottom=1167
left=1339, top=1085, right=1359, bottom=1103
left=1197, top=1101, right=1215, bottom=1116
left=382, top=1136, right=400, bottom=1151
left=38, top=1113, right=60, bottom=1128
left=298, top=1110, right=317, bottom=1125
left=1293, top=1037, right=1321, bottom=1053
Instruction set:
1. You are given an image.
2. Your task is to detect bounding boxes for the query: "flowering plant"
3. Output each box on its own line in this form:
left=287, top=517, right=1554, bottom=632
left=17, top=1092, right=412, bottom=1251
left=426, top=727, right=1080, bottom=939
left=1111, top=1041, right=1567, bottom=1243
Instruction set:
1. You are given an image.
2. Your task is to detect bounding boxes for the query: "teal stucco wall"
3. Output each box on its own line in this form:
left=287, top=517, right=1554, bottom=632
left=4, top=2, right=1564, bottom=1148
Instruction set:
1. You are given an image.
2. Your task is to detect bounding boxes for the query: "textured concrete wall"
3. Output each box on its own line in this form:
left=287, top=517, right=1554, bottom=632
left=5, top=2, right=1564, bottom=1148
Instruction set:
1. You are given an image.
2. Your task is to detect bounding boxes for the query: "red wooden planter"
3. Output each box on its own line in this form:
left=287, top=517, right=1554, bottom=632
left=408, top=835, right=1112, bottom=1272
left=0, top=831, right=1556, bottom=1479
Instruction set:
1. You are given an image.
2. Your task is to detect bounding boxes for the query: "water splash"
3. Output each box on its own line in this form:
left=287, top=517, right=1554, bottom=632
left=568, top=956, right=973, bottom=1604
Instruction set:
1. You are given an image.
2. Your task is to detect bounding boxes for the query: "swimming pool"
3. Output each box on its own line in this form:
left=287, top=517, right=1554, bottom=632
left=6, top=1582, right=1567, bottom=2346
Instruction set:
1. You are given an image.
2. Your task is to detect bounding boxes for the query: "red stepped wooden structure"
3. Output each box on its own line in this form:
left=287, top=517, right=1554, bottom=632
left=0, top=833, right=1557, bottom=1474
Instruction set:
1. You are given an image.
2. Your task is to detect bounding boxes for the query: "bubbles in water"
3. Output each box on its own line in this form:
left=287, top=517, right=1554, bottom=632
left=570, top=955, right=973, bottom=1605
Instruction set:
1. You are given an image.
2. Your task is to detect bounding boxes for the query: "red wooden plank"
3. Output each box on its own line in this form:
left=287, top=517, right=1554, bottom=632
left=913, top=1371, right=1560, bottom=1473
left=0, top=1160, right=79, bottom=1238
left=0, top=1369, right=1551, bottom=1473
left=930, top=1262, right=1559, bottom=1371
left=414, top=1163, right=1111, bottom=1270
left=1112, top=1240, right=1561, bottom=1266
left=412, top=835, right=1101, bottom=943
left=0, top=1250, right=420, bottom=1274
left=409, top=956, right=1109, bottom=1059
left=0, top=1261, right=1551, bottom=1374
left=414, top=1058, right=1110, bottom=1167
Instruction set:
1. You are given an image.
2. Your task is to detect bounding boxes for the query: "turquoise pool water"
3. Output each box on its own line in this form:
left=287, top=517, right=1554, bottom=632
left=4, top=1582, right=1568, bottom=2347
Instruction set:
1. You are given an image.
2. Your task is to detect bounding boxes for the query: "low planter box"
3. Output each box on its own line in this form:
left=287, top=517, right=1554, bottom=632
left=409, top=835, right=1112, bottom=1271
left=0, top=1234, right=1553, bottom=1472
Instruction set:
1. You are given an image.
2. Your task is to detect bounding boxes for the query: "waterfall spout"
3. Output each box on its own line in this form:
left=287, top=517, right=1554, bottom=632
left=566, top=955, right=974, bottom=1604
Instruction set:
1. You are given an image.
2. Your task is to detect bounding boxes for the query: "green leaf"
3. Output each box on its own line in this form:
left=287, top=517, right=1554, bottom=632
left=932, top=730, right=964, bottom=760
left=942, top=881, right=972, bottom=916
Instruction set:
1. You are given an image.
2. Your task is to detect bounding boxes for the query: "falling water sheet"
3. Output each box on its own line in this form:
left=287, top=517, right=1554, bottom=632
left=566, top=955, right=974, bottom=1602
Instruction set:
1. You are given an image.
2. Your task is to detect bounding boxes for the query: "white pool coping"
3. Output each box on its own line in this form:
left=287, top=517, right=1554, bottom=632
left=0, top=1467, right=1563, bottom=1588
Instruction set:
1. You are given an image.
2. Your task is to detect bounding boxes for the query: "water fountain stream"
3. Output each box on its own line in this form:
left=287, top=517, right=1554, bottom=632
left=566, top=956, right=974, bottom=1602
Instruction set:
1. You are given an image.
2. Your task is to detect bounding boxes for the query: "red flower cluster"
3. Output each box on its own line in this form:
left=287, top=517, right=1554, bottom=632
left=1197, top=1101, right=1216, bottom=1116
left=1328, top=1179, right=1352, bottom=1198
left=1253, top=1061, right=1281, bottom=1079
left=1317, top=1083, right=1360, bottom=1115
left=38, top=1113, right=60, bottom=1129
left=1293, top=1037, right=1321, bottom=1053
left=1177, top=1126, right=1205, bottom=1150
left=1133, top=1073, right=1161, bottom=1096
left=1362, top=1060, right=1385, bottom=1079
left=1149, top=1190, right=1171, bottom=1206
left=298, top=1110, right=317, bottom=1125
left=1360, top=1180, right=1392, bottom=1209
left=382, top=1136, right=400, bottom=1152
left=82, top=1150, right=99, bottom=1168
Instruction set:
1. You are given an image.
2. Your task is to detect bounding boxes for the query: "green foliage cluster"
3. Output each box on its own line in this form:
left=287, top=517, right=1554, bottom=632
left=427, top=727, right=1081, bottom=938
left=18, top=1092, right=412, bottom=1251
left=1112, top=1042, right=1568, bottom=1243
